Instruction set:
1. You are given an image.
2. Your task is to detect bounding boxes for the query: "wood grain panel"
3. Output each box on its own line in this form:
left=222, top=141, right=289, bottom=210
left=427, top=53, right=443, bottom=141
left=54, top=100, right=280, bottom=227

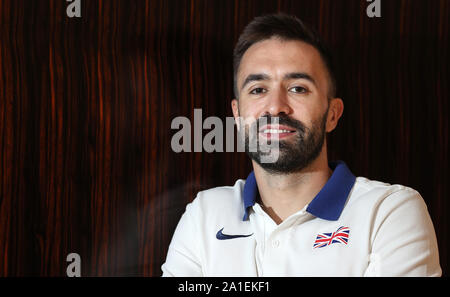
left=0, top=0, right=448, bottom=276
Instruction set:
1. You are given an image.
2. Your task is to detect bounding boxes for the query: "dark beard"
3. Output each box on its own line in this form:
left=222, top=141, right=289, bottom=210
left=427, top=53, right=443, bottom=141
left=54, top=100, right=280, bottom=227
left=242, top=110, right=328, bottom=174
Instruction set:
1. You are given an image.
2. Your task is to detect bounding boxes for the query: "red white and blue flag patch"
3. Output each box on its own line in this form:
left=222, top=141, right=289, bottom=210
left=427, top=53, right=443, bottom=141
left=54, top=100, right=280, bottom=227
left=313, top=226, right=350, bottom=249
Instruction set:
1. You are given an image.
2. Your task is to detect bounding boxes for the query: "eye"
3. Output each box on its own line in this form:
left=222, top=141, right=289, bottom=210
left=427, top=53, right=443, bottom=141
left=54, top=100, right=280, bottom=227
left=249, top=87, right=267, bottom=95
left=289, top=86, right=308, bottom=94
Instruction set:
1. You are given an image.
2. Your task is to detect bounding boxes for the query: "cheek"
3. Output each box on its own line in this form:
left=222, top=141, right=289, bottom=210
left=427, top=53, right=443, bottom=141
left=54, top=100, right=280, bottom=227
left=296, top=97, right=328, bottom=120
left=237, top=99, right=264, bottom=119
left=291, top=106, right=325, bottom=131
left=288, top=103, right=313, bottom=124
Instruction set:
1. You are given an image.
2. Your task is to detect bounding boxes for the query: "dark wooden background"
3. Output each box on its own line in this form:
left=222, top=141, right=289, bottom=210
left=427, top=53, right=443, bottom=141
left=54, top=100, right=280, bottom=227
left=0, top=0, right=448, bottom=276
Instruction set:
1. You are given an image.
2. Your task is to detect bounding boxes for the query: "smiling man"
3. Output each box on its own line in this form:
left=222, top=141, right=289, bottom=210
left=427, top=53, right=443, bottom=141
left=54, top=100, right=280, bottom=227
left=161, top=13, right=441, bottom=276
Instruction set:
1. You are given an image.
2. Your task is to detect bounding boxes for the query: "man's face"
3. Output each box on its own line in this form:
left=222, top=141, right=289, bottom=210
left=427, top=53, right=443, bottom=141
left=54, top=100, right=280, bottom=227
left=232, top=38, right=340, bottom=174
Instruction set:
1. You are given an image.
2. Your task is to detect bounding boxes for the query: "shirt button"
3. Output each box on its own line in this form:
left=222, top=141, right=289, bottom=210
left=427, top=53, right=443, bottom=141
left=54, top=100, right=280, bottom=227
left=272, top=240, right=280, bottom=248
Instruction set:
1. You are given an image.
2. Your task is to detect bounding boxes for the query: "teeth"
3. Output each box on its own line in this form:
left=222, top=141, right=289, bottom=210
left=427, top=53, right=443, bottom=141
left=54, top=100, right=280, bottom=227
left=262, top=129, right=293, bottom=134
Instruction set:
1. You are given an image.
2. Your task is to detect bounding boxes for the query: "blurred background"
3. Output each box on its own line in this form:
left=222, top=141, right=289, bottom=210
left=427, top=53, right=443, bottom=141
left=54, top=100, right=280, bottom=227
left=0, top=0, right=448, bottom=276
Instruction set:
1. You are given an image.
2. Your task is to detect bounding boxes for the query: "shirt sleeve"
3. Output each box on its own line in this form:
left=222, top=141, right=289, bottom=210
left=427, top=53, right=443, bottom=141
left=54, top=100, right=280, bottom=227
left=364, top=188, right=441, bottom=276
left=161, top=199, right=204, bottom=277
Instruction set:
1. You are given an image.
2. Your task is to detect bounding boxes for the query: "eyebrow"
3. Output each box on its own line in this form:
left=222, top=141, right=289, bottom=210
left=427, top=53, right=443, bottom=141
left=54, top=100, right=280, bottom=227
left=240, top=73, right=270, bottom=91
left=284, top=72, right=316, bottom=86
left=240, top=72, right=317, bottom=91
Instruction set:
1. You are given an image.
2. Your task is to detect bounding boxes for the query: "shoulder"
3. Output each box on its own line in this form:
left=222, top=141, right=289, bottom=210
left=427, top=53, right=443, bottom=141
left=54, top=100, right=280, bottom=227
left=346, top=176, right=430, bottom=224
left=186, top=179, right=247, bottom=222
left=350, top=176, right=425, bottom=206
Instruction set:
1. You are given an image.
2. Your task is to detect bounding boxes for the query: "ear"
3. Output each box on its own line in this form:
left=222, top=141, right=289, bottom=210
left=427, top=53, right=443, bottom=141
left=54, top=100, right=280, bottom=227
left=326, top=98, right=344, bottom=133
left=231, top=99, right=240, bottom=129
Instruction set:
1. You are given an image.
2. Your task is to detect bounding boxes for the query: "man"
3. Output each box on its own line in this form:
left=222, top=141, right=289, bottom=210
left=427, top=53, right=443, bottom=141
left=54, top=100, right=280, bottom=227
left=161, top=13, right=441, bottom=276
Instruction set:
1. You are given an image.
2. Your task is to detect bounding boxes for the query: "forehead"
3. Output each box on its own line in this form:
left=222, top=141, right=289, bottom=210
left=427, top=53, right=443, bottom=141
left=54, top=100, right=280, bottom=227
left=238, top=38, right=328, bottom=86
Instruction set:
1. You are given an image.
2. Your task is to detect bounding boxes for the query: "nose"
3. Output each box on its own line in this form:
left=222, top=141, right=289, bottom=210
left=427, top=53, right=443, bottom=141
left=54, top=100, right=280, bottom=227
left=263, top=87, right=293, bottom=116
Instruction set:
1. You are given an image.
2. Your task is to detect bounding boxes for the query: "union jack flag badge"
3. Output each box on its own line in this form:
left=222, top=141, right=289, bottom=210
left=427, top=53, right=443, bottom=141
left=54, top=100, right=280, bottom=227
left=313, top=226, right=350, bottom=249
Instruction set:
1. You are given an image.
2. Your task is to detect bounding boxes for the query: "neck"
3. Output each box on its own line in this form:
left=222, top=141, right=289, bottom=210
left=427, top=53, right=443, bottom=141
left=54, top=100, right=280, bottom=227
left=252, top=149, right=331, bottom=225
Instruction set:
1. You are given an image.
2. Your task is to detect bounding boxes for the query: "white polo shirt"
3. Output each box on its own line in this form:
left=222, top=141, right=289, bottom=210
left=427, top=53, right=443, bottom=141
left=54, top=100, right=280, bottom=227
left=161, top=161, right=441, bottom=276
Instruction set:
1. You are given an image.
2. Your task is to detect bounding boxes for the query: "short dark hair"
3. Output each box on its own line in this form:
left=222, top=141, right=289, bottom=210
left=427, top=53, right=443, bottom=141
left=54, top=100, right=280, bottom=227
left=233, top=13, right=336, bottom=99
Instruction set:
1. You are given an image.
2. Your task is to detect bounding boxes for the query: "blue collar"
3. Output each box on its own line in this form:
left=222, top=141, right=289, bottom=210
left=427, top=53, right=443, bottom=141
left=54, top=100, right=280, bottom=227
left=242, top=161, right=356, bottom=221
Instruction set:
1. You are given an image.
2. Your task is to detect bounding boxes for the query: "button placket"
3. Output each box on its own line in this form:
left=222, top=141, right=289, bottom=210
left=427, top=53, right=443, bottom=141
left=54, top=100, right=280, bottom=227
left=272, top=239, right=280, bottom=248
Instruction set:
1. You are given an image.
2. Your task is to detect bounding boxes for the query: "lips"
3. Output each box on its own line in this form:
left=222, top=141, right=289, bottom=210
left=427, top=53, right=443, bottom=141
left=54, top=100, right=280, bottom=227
left=258, top=124, right=296, bottom=140
left=259, top=124, right=296, bottom=133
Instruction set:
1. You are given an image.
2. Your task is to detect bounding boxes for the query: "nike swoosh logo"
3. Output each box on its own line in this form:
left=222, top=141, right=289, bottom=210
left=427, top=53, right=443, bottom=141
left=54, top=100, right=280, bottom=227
left=216, top=227, right=253, bottom=240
